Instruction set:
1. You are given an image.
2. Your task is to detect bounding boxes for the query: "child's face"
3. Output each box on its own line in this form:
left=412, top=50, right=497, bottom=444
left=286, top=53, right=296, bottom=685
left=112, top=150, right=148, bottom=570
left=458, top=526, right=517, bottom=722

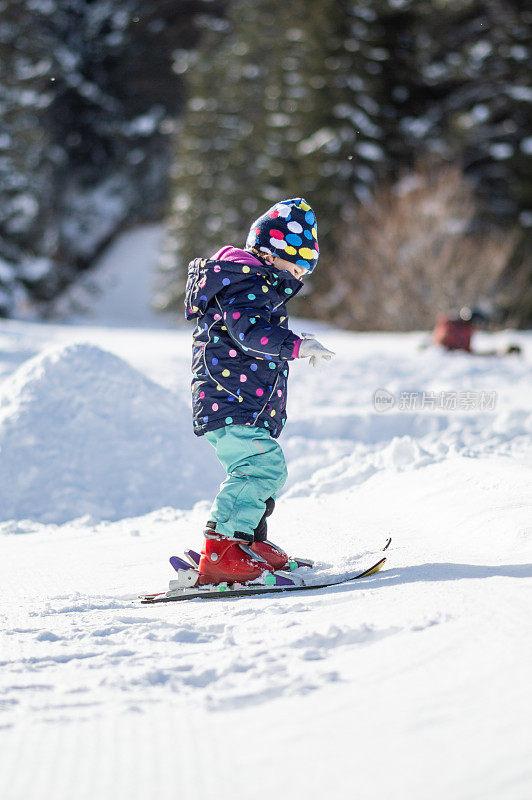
left=264, top=253, right=309, bottom=281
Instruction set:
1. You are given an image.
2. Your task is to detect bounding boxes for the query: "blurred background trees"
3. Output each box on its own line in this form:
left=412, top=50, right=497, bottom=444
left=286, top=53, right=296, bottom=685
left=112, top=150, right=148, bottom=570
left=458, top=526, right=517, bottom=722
left=0, top=0, right=223, bottom=314
left=1, top=0, right=531, bottom=328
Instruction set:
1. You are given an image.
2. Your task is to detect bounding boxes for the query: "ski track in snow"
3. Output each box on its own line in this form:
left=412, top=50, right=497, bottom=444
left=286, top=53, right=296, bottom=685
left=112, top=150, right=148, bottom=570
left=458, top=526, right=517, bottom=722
left=0, top=311, right=531, bottom=800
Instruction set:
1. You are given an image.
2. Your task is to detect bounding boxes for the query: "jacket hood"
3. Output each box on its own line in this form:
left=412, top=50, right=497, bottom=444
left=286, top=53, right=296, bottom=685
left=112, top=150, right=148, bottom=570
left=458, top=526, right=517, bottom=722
left=185, top=257, right=303, bottom=320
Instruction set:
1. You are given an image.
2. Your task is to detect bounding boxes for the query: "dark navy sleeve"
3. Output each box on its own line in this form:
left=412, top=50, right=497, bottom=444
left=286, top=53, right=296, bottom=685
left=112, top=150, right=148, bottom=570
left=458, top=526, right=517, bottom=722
left=218, top=275, right=299, bottom=361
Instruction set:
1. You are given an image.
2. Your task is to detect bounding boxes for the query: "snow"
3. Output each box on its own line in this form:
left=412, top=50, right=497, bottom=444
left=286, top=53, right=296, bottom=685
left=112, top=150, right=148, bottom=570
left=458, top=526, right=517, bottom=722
left=521, top=137, right=532, bottom=156
left=47, top=224, right=177, bottom=328
left=0, top=228, right=531, bottom=799
left=0, top=342, right=220, bottom=523
left=490, top=142, right=514, bottom=160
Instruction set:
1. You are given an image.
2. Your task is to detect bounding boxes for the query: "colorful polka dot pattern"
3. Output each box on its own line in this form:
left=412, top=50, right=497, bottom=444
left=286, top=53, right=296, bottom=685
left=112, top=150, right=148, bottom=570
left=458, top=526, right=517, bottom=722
left=185, top=253, right=303, bottom=439
left=245, top=198, right=319, bottom=273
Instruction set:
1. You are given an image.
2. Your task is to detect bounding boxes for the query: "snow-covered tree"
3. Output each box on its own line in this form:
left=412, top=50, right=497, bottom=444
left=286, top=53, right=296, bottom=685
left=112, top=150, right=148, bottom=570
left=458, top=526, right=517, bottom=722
left=162, top=0, right=531, bottom=325
left=0, top=0, right=221, bottom=315
left=1, top=0, right=530, bottom=324
left=161, top=0, right=391, bottom=310
left=379, top=0, right=532, bottom=224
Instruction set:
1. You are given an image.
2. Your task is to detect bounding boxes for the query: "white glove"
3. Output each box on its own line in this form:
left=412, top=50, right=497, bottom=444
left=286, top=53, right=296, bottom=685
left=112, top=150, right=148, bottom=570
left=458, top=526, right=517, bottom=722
left=298, top=334, right=335, bottom=367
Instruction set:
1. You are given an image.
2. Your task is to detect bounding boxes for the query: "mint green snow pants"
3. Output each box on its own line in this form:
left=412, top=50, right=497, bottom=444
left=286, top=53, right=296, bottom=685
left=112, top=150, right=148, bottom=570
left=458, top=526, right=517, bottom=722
left=205, top=425, right=287, bottom=539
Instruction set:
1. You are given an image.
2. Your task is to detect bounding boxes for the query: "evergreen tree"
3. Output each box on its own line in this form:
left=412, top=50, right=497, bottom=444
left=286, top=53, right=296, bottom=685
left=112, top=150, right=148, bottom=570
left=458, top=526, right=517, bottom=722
left=0, top=0, right=221, bottom=315
left=1, top=0, right=530, bottom=322
left=379, top=0, right=532, bottom=222
left=161, top=0, right=391, bottom=312
left=0, top=0, right=57, bottom=313
left=163, top=0, right=531, bottom=323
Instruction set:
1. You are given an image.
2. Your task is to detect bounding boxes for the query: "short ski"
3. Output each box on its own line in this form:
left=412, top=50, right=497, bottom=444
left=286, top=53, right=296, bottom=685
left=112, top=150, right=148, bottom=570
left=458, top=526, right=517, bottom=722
left=139, top=556, right=387, bottom=604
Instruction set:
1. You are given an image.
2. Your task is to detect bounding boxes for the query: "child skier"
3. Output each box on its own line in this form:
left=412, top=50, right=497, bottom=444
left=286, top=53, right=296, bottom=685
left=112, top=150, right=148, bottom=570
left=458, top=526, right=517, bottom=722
left=185, top=198, right=334, bottom=586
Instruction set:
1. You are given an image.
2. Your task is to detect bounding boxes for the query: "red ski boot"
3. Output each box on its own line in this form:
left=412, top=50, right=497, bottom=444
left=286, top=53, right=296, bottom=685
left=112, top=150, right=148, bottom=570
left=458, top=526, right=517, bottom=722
left=250, top=540, right=289, bottom=571
left=249, top=499, right=289, bottom=570
left=198, top=529, right=272, bottom=585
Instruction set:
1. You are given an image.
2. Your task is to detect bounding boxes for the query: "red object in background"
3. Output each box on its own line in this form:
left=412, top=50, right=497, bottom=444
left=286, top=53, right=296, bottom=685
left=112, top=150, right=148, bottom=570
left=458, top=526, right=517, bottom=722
left=433, top=314, right=473, bottom=352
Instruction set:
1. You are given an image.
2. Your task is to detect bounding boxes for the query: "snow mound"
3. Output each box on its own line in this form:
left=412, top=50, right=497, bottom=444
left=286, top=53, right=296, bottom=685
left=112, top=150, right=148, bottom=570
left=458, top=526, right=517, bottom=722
left=0, top=343, right=219, bottom=523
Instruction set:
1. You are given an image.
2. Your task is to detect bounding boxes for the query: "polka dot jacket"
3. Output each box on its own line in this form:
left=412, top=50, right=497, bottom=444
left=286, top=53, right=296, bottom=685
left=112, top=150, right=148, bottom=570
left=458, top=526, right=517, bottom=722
left=185, top=247, right=303, bottom=438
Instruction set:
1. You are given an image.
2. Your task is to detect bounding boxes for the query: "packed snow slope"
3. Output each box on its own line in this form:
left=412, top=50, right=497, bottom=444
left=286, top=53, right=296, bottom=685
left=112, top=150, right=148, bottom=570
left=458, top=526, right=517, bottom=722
left=0, top=313, right=531, bottom=800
